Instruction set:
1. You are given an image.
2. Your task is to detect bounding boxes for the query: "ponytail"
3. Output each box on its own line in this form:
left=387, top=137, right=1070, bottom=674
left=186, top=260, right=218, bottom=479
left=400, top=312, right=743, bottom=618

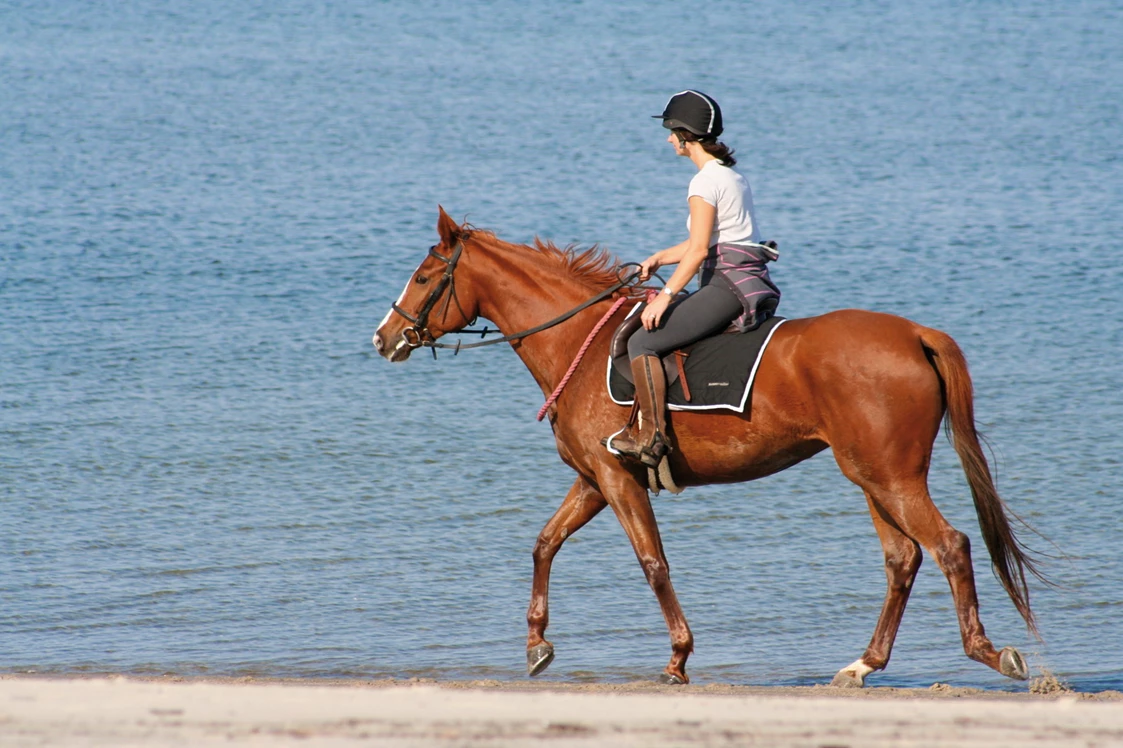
left=672, top=128, right=736, bottom=166
left=700, top=139, right=736, bottom=167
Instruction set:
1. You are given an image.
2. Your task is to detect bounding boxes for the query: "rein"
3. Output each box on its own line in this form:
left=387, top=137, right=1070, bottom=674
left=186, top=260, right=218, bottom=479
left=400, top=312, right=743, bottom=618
left=441, top=273, right=637, bottom=351
left=392, top=235, right=644, bottom=357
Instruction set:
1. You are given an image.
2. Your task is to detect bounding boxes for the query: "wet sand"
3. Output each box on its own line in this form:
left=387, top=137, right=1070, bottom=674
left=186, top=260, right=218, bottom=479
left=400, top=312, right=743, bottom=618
left=2, top=675, right=1121, bottom=747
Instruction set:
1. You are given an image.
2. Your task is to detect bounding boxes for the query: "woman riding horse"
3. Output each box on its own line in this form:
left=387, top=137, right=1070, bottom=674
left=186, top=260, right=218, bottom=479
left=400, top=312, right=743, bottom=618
left=607, top=90, right=781, bottom=467
left=374, top=208, right=1041, bottom=686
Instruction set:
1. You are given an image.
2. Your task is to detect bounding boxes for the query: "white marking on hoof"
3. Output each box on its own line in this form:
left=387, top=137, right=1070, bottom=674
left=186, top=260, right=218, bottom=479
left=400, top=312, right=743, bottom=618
left=830, top=658, right=875, bottom=688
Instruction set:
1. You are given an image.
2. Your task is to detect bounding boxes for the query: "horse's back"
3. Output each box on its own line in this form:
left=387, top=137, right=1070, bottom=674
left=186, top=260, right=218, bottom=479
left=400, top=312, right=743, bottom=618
left=766, top=309, right=938, bottom=372
left=756, top=309, right=947, bottom=441
left=773, top=308, right=927, bottom=341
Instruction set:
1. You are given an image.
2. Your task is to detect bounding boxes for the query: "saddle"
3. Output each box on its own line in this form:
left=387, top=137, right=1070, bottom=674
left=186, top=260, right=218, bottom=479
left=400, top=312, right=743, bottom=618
left=607, top=301, right=786, bottom=413
left=609, top=300, right=699, bottom=395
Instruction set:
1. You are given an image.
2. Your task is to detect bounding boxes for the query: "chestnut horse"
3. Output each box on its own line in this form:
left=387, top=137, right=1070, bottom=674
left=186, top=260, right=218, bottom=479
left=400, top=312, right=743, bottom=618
left=374, top=208, right=1042, bottom=687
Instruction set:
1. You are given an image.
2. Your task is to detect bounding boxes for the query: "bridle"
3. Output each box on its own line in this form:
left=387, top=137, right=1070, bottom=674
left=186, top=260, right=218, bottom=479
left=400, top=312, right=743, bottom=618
left=388, top=235, right=645, bottom=357
left=390, top=239, right=469, bottom=352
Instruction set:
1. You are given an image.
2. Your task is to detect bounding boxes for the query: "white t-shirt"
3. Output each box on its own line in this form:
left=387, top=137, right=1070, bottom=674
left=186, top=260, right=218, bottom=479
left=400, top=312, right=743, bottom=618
left=686, top=159, right=759, bottom=245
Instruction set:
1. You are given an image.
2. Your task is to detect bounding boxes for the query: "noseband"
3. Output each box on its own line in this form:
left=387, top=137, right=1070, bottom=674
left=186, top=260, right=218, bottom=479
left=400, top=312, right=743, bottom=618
left=391, top=238, right=469, bottom=351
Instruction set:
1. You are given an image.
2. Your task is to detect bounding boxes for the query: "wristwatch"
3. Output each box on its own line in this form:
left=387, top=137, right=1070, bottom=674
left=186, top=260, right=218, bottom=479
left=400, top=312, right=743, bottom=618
left=661, top=287, right=674, bottom=297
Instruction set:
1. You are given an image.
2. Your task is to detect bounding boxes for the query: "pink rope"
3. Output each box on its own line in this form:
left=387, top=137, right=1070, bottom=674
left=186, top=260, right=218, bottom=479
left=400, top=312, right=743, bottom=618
left=537, top=296, right=630, bottom=422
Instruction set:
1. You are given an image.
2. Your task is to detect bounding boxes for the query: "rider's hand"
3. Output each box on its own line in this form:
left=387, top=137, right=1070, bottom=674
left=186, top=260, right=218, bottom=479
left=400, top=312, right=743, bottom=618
left=642, top=292, right=671, bottom=331
left=639, top=255, right=661, bottom=281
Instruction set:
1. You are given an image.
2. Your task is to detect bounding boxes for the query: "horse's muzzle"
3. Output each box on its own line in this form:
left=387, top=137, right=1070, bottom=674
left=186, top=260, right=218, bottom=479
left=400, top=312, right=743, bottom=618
left=373, top=330, right=414, bottom=362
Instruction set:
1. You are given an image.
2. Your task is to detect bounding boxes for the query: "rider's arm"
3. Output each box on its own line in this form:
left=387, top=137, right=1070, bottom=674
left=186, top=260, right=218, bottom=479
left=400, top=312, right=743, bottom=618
left=640, top=241, right=685, bottom=278
left=651, top=240, right=689, bottom=266
left=640, top=197, right=716, bottom=330
left=662, top=196, right=715, bottom=294
left=640, top=198, right=716, bottom=283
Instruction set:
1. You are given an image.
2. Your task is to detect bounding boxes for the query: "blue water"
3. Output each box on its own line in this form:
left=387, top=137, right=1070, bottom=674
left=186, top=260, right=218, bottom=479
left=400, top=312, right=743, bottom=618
left=2, top=0, right=1121, bottom=691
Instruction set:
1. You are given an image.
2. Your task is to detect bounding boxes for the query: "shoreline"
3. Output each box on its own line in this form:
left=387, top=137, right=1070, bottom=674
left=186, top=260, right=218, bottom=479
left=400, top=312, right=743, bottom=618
left=5, top=668, right=1120, bottom=699
left=4, top=670, right=1121, bottom=700
left=3, top=675, right=1121, bottom=746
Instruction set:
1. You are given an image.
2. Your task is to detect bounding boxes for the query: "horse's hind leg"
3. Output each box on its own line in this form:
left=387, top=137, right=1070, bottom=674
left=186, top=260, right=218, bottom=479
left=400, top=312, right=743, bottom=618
left=526, top=475, right=607, bottom=676
left=861, top=481, right=1020, bottom=680
left=831, top=492, right=922, bottom=688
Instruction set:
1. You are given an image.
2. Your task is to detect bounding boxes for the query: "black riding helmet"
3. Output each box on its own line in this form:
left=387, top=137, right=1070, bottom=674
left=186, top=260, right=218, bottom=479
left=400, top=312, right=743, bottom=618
left=653, top=90, right=723, bottom=139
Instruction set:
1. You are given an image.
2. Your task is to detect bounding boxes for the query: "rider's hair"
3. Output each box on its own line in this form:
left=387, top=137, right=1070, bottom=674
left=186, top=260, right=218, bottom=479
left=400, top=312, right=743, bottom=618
left=673, top=128, right=736, bottom=167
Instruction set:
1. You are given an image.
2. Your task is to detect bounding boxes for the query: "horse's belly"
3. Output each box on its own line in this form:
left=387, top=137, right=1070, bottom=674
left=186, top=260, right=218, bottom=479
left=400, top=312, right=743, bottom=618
left=669, top=416, right=827, bottom=485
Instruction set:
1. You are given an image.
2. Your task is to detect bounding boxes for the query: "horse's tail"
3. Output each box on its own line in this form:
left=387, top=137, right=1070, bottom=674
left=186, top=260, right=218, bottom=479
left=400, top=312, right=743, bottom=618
left=919, top=326, right=1044, bottom=639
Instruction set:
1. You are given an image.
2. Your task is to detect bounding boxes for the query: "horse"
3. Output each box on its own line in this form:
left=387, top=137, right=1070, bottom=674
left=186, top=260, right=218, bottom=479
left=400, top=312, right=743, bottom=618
left=373, top=207, right=1044, bottom=687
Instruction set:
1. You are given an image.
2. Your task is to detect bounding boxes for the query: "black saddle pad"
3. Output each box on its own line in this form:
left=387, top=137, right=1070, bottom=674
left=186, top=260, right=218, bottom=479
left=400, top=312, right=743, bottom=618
left=607, top=315, right=786, bottom=413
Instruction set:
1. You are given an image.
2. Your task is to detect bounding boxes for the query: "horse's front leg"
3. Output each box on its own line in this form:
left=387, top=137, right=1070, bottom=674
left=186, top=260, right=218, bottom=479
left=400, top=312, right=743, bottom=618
left=526, top=475, right=607, bottom=676
left=598, top=467, right=694, bottom=684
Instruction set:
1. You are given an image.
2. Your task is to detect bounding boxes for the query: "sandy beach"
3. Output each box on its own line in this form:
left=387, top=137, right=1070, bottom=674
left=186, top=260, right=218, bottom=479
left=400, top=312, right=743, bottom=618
left=2, top=675, right=1121, bottom=747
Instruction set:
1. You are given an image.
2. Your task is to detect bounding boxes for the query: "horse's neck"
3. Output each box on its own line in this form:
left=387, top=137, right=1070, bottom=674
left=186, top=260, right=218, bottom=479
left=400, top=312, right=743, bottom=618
left=467, top=241, right=607, bottom=397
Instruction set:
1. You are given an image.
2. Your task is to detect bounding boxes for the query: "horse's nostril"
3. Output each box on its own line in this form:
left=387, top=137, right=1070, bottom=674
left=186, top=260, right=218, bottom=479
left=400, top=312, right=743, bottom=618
left=373, top=333, right=384, bottom=352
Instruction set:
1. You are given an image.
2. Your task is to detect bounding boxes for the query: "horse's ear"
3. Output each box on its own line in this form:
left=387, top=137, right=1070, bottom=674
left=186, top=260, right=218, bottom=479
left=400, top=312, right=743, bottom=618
left=436, top=205, right=460, bottom=244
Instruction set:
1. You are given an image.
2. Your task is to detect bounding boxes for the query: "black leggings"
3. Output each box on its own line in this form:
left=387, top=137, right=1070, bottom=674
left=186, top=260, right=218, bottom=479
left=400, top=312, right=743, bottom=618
left=627, top=283, right=743, bottom=359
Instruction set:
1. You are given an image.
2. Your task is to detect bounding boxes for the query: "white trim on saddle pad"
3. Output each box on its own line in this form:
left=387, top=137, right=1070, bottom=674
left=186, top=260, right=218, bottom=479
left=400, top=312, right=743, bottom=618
left=606, top=315, right=787, bottom=414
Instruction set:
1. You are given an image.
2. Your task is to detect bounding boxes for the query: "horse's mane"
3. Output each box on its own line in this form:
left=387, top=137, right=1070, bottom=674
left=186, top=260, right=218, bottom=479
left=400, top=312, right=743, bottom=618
left=464, top=225, right=644, bottom=298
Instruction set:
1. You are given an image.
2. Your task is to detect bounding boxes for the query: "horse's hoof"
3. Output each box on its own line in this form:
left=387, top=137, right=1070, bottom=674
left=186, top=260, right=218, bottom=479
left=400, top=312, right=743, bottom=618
left=658, top=672, right=686, bottom=686
left=830, top=659, right=873, bottom=688
left=527, top=643, right=555, bottom=676
left=999, top=647, right=1028, bottom=680
left=829, top=670, right=866, bottom=688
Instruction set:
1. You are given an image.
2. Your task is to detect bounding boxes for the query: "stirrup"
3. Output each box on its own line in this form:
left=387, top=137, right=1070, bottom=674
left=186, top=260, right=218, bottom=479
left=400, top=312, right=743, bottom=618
left=603, top=429, right=667, bottom=468
left=603, top=428, right=642, bottom=459
left=638, top=433, right=668, bottom=469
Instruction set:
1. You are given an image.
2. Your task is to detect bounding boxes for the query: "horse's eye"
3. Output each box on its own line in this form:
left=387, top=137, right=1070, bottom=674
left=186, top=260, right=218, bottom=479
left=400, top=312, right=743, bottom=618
left=415, top=275, right=429, bottom=285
